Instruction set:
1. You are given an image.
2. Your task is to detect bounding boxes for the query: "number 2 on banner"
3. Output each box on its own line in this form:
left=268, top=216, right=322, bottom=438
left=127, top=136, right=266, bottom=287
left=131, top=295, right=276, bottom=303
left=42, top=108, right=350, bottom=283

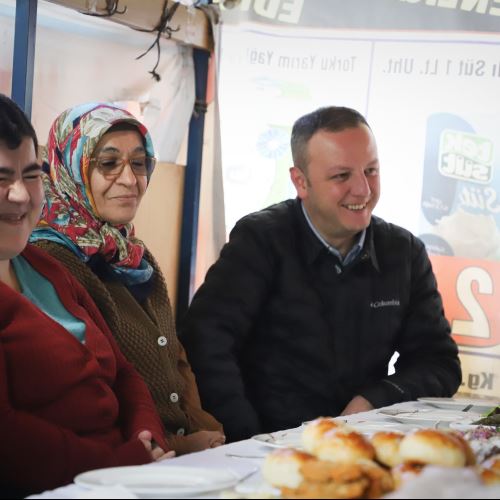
left=452, top=267, right=492, bottom=339
left=429, top=256, right=500, bottom=348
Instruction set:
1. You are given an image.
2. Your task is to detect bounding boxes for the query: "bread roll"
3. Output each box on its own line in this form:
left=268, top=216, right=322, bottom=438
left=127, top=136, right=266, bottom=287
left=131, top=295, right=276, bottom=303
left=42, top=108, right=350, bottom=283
left=302, top=418, right=347, bottom=454
left=281, top=479, right=369, bottom=500
left=371, top=431, right=404, bottom=468
left=479, top=467, right=500, bottom=486
left=262, top=448, right=370, bottom=499
left=356, top=459, right=395, bottom=499
left=478, top=453, right=500, bottom=485
left=262, top=448, right=395, bottom=499
left=399, top=429, right=466, bottom=467
left=391, top=462, right=425, bottom=489
left=444, top=430, right=476, bottom=466
left=313, top=428, right=376, bottom=463
left=262, top=449, right=316, bottom=489
left=482, top=453, right=500, bottom=473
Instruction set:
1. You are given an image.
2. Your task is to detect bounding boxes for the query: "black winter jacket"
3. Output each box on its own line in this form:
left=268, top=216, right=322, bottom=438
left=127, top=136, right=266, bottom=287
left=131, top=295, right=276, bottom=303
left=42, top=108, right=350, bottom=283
left=180, top=199, right=461, bottom=442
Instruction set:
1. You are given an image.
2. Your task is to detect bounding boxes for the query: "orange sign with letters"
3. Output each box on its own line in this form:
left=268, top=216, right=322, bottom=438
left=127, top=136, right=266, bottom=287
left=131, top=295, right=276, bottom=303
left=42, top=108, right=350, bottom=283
left=431, top=255, right=500, bottom=348
left=430, top=255, right=500, bottom=397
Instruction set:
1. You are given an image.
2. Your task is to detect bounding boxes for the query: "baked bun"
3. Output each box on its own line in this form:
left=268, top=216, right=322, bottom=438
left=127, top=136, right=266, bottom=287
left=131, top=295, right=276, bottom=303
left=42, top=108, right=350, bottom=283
left=478, top=453, right=500, bottom=485
left=302, top=418, right=347, bottom=454
left=356, top=459, right=395, bottom=499
left=296, top=461, right=370, bottom=499
left=399, top=429, right=466, bottom=467
left=482, top=453, right=500, bottom=473
left=371, top=431, right=404, bottom=467
left=391, top=462, right=425, bottom=489
left=479, top=467, right=500, bottom=486
left=313, top=428, right=376, bottom=463
left=262, top=449, right=316, bottom=489
left=444, top=430, right=476, bottom=466
left=262, top=449, right=392, bottom=499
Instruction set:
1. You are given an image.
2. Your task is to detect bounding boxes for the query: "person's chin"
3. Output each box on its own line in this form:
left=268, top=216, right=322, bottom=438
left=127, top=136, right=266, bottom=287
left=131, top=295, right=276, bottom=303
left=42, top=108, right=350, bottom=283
left=0, top=220, right=31, bottom=239
left=0, top=240, right=29, bottom=260
left=343, top=211, right=371, bottom=230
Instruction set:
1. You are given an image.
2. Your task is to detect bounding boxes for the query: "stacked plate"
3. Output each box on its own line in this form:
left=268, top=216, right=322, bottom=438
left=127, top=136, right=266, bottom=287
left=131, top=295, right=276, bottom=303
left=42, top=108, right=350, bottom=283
left=75, top=465, right=242, bottom=498
left=417, top=396, right=499, bottom=413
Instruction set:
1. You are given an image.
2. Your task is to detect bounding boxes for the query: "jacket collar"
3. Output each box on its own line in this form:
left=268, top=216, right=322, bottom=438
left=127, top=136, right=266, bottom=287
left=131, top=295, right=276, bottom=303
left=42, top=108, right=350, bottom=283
left=294, top=198, right=380, bottom=272
left=362, top=222, right=381, bottom=272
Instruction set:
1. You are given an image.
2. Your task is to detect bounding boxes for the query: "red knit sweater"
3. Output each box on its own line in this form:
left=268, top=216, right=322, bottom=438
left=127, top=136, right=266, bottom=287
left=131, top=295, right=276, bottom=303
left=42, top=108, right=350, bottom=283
left=0, top=245, right=167, bottom=496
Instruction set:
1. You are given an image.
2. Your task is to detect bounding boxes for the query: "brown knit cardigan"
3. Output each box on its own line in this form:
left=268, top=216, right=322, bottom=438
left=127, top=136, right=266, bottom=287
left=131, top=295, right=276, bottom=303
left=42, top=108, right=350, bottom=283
left=34, top=240, right=222, bottom=450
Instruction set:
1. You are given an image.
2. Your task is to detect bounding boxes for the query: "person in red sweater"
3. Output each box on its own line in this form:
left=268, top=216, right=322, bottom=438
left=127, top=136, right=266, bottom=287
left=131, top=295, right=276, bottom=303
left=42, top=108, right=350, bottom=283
left=0, top=95, right=173, bottom=497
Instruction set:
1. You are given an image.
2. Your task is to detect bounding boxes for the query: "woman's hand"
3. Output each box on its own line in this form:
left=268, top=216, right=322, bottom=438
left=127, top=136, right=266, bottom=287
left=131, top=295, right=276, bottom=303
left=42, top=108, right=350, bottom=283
left=206, top=430, right=226, bottom=448
left=176, top=430, right=226, bottom=455
left=138, top=430, right=176, bottom=461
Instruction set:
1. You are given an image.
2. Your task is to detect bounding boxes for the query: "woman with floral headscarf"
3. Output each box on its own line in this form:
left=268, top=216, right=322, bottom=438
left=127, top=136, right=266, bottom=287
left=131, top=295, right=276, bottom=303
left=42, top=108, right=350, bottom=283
left=31, top=103, right=224, bottom=455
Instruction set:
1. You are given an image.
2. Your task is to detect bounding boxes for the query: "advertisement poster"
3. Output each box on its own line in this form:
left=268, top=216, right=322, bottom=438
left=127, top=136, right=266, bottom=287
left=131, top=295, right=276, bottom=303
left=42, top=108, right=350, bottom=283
left=219, top=1, right=500, bottom=396
left=420, top=112, right=500, bottom=397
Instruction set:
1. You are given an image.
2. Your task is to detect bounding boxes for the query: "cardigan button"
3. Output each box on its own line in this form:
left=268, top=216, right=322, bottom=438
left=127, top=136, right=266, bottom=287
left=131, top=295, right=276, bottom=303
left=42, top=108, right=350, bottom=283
left=158, top=336, right=168, bottom=347
left=176, top=428, right=185, bottom=436
left=170, top=392, right=179, bottom=403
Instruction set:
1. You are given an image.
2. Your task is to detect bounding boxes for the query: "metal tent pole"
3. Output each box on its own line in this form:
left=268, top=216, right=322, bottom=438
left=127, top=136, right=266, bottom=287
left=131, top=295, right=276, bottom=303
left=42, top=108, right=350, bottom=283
left=11, top=0, right=38, bottom=117
left=176, top=47, right=210, bottom=325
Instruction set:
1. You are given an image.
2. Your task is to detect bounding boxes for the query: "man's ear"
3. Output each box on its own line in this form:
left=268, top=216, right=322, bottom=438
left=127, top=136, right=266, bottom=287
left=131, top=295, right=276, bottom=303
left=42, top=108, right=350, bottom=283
left=290, top=166, right=308, bottom=199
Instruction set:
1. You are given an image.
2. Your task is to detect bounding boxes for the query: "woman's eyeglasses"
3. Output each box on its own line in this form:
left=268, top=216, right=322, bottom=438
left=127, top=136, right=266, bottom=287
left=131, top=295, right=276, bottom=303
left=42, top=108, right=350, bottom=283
left=91, top=155, right=156, bottom=178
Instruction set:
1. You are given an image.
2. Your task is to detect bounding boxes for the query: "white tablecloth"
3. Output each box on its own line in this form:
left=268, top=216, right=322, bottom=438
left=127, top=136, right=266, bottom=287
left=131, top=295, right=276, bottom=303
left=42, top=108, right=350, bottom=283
left=27, top=401, right=500, bottom=499
left=28, top=436, right=267, bottom=500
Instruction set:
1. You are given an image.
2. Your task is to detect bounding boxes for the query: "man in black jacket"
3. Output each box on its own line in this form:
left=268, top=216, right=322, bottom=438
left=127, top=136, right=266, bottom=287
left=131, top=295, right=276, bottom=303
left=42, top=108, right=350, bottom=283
left=180, top=106, right=462, bottom=442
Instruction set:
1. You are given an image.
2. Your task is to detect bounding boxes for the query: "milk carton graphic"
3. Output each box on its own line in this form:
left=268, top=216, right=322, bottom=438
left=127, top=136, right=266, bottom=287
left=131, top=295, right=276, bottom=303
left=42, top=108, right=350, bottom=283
left=419, top=113, right=500, bottom=261
left=420, top=113, right=470, bottom=228
left=439, top=130, right=493, bottom=186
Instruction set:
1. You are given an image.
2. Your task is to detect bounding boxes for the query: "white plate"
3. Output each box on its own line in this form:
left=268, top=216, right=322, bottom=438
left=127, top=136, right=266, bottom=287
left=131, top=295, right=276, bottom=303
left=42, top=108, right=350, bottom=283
left=377, top=408, right=483, bottom=426
left=346, top=421, right=420, bottom=434
left=252, top=430, right=303, bottom=449
left=302, top=418, right=417, bottom=435
left=418, top=397, right=499, bottom=413
left=75, top=465, right=241, bottom=498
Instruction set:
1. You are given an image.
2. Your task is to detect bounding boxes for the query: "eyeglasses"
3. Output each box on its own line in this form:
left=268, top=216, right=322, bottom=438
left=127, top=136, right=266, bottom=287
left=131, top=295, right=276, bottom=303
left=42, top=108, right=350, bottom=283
left=90, top=154, right=157, bottom=178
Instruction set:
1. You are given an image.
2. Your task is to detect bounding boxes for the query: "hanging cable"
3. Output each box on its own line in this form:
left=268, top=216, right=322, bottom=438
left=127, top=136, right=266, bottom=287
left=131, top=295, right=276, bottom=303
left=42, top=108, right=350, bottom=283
left=134, top=0, right=181, bottom=81
left=81, top=0, right=127, bottom=17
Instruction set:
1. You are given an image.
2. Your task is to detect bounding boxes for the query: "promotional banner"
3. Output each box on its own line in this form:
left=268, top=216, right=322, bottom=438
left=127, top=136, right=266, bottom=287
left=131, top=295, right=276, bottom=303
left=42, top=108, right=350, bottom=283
left=219, top=3, right=500, bottom=397
left=420, top=111, right=500, bottom=397
left=221, top=0, right=500, bottom=32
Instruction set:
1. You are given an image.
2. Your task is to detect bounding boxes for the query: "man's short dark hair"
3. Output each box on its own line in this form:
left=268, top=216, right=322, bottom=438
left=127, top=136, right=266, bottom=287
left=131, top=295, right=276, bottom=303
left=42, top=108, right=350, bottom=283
left=291, top=106, right=369, bottom=172
left=0, top=93, right=38, bottom=151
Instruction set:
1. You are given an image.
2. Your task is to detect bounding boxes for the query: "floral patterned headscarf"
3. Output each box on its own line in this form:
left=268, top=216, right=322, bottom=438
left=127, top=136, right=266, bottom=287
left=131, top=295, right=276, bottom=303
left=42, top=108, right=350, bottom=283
left=30, top=103, right=154, bottom=285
